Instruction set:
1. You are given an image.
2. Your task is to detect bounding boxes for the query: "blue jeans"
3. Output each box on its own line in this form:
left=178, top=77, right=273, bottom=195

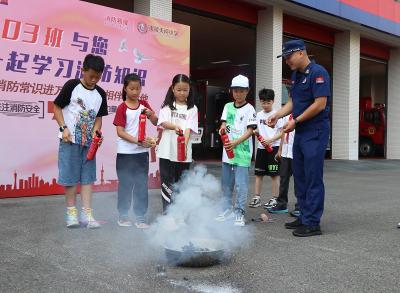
left=116, top=153, right=149, bottom=219
left=221, top=163, right=249, bottom=213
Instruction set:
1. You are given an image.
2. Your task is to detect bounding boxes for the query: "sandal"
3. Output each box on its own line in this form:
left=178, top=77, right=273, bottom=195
left=135, top=216, right=149, bottom=229
left=135, top=222, right=149, bottom=229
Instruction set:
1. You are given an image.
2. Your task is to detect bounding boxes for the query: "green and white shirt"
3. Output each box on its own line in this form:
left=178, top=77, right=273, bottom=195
left=221, top=102, right=257, bottom=167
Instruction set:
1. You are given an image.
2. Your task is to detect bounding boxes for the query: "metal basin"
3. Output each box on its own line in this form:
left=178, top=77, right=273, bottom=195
left=164, top=238, right=225, bottom=267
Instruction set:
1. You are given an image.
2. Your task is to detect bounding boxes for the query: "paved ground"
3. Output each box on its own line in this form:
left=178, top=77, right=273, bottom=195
left=1, top=160, right=400, bottom=293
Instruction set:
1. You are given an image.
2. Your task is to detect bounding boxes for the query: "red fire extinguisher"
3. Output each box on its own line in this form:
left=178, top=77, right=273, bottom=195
left=220, top=129, right=234, bottom=159
left=87, top=130, right=102, bottom=161
left=255, top=132, right=273, bottom=153
left=138, top=109, right=146, bottom=143
left=177, top=130, right=186, bottom=161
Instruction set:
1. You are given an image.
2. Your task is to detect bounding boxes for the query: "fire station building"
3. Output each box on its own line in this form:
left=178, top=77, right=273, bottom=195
left=84, top=0, right=400, bottom=160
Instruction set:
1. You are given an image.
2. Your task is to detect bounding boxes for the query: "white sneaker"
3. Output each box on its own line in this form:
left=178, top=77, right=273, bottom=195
left=65, top=207, right=79, bottom=228
left=264, top=197, right=278, bottom=209
left=80, top=208, right=101, bottom=229
left=215, top=209, right=235, bottom=222
left=234, top=212, right=245, bottom=227
left=248, top=196, right=261, bottom=208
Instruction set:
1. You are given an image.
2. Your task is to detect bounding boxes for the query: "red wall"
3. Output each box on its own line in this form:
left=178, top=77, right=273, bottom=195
left=173, top=0, right=259, bottom=24
left=283, top=15, right=340, bottom=46
left=360, top=38, right=391, bottom=60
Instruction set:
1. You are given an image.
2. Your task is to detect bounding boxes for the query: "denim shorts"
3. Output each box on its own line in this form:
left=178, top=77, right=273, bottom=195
left=58, top=140, right=96, bottom=186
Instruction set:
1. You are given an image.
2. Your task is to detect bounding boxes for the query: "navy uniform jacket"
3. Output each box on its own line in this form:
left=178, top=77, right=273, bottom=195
left=290, top=62, right=331, bottom=131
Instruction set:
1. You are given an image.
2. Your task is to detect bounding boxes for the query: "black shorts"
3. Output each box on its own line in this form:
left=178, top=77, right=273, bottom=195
left=254, top=147, right=280, bottom=177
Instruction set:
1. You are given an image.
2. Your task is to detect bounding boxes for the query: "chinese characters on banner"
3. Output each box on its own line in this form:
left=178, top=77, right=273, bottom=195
left=0, top=0, right=190, bottom=197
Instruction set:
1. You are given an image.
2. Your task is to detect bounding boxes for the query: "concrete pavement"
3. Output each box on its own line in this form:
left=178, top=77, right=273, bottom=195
left=1, top=160, right=400, bottom=293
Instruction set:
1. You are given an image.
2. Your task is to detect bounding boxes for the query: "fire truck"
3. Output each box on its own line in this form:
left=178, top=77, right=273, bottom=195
left=359, top=97, right=385, bottom=157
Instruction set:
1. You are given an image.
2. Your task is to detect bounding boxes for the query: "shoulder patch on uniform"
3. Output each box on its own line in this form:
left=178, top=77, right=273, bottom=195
left=315, top=76, right=325, bottom=84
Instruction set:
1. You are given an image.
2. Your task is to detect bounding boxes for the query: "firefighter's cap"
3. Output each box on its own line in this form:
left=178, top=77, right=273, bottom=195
left=277, top=39, right=306, bottom=58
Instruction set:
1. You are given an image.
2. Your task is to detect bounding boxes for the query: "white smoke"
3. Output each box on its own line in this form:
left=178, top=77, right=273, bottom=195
left=146, top=165, right=252, bottom=255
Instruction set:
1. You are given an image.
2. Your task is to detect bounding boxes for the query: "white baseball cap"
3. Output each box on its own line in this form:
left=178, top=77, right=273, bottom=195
left=231, top=74, right=249, bottom=88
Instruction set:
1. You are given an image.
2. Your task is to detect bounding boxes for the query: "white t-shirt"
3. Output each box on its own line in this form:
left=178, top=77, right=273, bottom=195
left=281, top=114, right=295, bottom=159
left=54, top=79, right=108, bottom=146
left=113, top=100, right=154, bottom=154
left=156, top=103, right=198, bottom=163
left=256, top=110, right=284, bottom=149
left=221, top=102, right=257, bottom=167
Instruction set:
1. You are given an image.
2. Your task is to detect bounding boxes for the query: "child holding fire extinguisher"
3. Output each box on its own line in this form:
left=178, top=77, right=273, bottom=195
left=113, top=73, right=158, bottom=229
left=215, top=75, right=257, bottom=227
left=156, top=74, right=198, bottom=212
left=249, top=89, right=284, bottom=210
left=53, top=54, right=108, bottom=229
left=268, top=113, right=299, bottom=216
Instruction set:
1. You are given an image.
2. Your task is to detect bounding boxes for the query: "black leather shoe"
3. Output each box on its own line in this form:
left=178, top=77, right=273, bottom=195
left=284, top=218, right=303, bottom=229
left=292, top=225, right=322, bottom=237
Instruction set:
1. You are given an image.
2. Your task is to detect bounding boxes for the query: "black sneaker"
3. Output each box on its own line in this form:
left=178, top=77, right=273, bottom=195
left=292, top=225, right=322, bottom=237
left=268, top=202, right=288, bottom=214
left=285, top=218, right=303, bottom=229
left=263, top=197, right=278, bottom=209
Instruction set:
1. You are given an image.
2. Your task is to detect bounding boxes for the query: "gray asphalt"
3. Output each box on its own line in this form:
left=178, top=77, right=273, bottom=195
left=1, top=160, right=400, bottom=293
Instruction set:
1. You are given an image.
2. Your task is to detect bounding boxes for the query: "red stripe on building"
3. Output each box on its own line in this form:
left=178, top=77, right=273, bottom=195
left=339, top=0, right=400, bottom=23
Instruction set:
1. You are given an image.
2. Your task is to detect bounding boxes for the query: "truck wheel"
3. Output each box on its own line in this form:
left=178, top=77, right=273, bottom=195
left=359, top=138, right=375, bottom=157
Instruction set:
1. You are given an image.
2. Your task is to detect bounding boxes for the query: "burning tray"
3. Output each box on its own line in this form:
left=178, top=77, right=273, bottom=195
left=164, top=238, right=225, bottom=267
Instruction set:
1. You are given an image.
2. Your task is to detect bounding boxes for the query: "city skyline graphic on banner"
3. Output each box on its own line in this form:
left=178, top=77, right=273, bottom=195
left=0, top=154, right=161, bottom=198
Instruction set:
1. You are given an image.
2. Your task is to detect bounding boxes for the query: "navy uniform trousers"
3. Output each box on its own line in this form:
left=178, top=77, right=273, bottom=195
left=292, top=126, right=329, bottom=227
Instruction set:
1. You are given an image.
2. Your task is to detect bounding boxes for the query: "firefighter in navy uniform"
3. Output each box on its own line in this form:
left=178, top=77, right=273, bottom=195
left=268, top=39, right=331, bottom=237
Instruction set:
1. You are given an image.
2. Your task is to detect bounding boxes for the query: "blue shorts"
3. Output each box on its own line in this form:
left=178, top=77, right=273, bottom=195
left=58, top=140, right=96, bottom=186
